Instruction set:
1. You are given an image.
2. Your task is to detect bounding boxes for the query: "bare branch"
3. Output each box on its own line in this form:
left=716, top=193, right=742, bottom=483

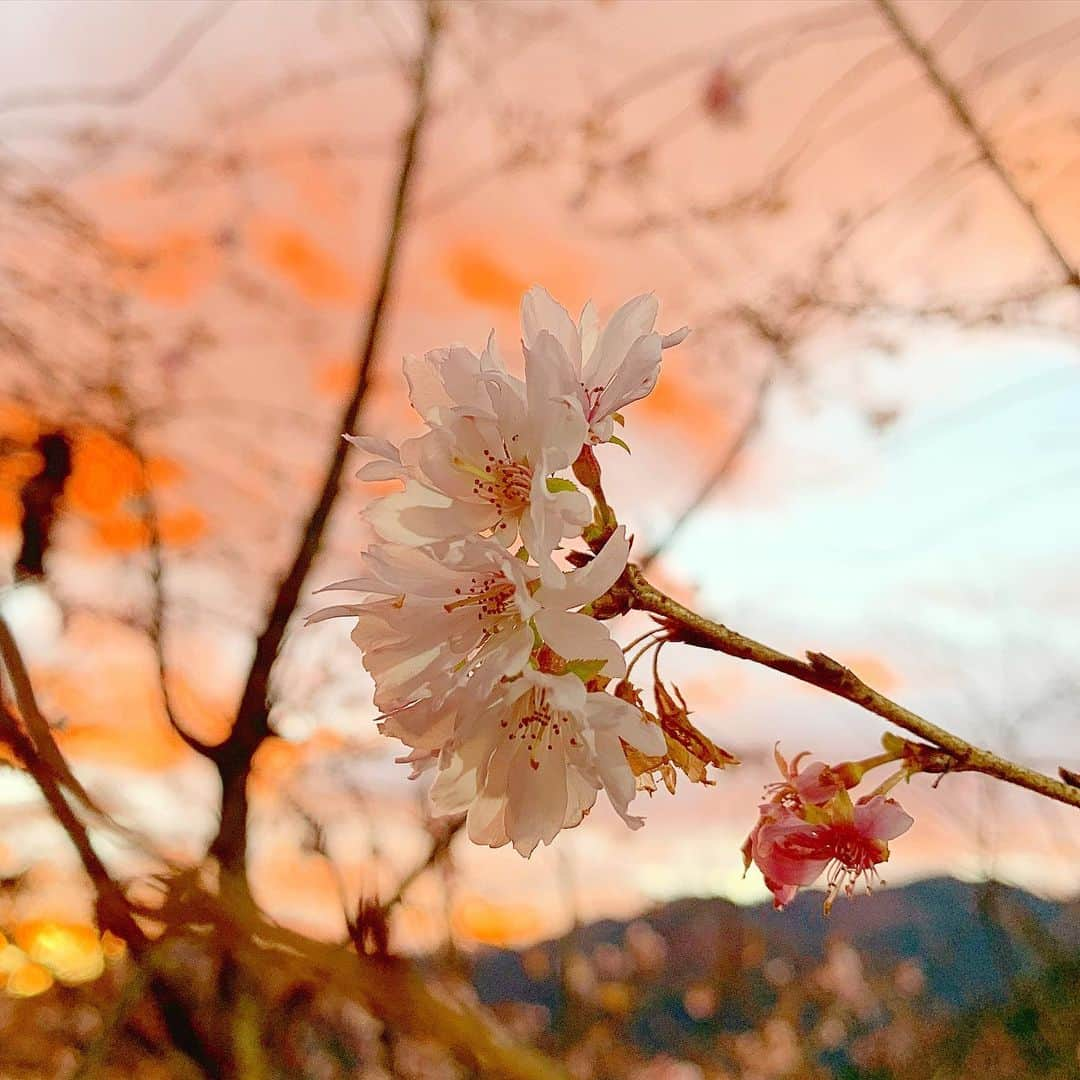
left=208, top=1, right=443, bottom=881
left=0, top=611, right=107, bottom=816
left=640, top=308, right=785, bottom=569
left=873, top=0, right=1080, bottom=290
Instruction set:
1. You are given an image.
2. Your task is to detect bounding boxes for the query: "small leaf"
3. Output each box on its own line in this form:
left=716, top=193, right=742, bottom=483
left=612, top=412, right=625, bottom=426
left=609, top=435, right=631, bottom=453
left=564, top=658, right=608, bottom=683
left=546, top=477, right=579, bottom=494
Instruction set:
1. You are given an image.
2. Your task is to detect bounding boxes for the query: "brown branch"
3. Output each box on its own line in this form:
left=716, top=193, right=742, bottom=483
left=872, top=0, right=1080, bottom=290
left=381, top=814, right=465, bottom=916
left=124, top=427, right=217, bottom=760
left=0, top=698, right=146, bottom=939
left=623, top=565, right=1080, bottom=810
left=0, top=612, right=106, bottom=817
left=14, top=430, right=72, bottom=581
left=208, top=1, right=443, bottom=880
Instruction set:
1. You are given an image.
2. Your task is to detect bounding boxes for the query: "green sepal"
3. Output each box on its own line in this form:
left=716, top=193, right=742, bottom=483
left=608, top=435, right=631, bottom=453
left=546, top=476, right=579, bottom=495
left=564, top=658, right=608, bottom=683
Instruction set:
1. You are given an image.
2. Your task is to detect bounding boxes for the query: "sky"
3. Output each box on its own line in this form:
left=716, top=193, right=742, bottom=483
left=0, top=0, right=1078, bottom=951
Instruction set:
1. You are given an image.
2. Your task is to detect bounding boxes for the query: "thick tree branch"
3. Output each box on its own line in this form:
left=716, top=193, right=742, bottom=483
left=0, top=612, right=109, bottom=817
left=208, top=2, right=442, bottom=878
left=873, top=0, right=1079, bottom=290
left=624, top=565, right=1080, bottom=810
left=0, top=698, right=146, bottom=940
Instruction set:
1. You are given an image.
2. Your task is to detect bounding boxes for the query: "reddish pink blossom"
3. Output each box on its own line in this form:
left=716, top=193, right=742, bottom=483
left=743, top=791, right=913, bottom=911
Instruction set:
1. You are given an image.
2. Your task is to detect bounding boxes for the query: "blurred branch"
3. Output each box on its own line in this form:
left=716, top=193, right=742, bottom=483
left=182, top=887, right=573, bottom=1080
left=0, top=698, right=225, bottom=1076
left=0, top=1, right=234, bottom=115
left=125, top=426, right=218, bottom=760
left=208, top=0, right=443, bottom=884
left=382, top=813, right=465, bottom=916
left=622, top=565, right=1080, bottom=810
left=639, top=309, right=783, bottom=569
left=0, top=697, right=145, bottom=940
left=873, top=0, right=1080, bottom=290
left=0, top=612, right=106, bottom=817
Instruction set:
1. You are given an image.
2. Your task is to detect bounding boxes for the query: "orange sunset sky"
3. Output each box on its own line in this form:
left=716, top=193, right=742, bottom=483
left=0, top=0, right=1078, bottom=952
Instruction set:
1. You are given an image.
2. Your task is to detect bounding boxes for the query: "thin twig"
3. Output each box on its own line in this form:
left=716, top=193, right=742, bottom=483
left=624, top=565, right=1080, bottom=810
left=640, top=340, right=777, bottom=569
left=125, top=426, right=217, bottom=760
left=381, top=814, right=465, bottom=916
left=0, top=1, right=235, bottom=115
left=872, top=0, right=1079, bottom=290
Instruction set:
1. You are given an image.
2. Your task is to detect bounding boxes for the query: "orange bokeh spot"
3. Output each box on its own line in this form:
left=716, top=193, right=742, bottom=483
left=101, top=930, right=127, bottom=961
left=248, top=218, right=360, bottom=304
left=66, top=430, right=142, bottom=518
left=452, top=897, right=543, bottom=947
left=314, top=359, right=358, bottom=398
left=0, top=449, right=44, bottom=534
left=109, top=228, right=221, bottom=305
left=90, top=506, right=206, bottom=552
left=6, top=962, right=53, bottom=998
left=0, top=739, right=22, bottom=768
left=16, top=921, right=104, bottom=984
left=144, top=455, right=185, bottom=488
left=444, top=245, right=528, bottom=311
left=158, top=507, right=207, bottom=547
left=92, top=513, right=148, bottom=551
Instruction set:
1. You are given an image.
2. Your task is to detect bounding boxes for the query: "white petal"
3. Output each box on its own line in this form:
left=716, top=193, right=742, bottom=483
left=523, top=331, right=588, bottom=467
left=578, top=300, right=599, bottom=367
left=534, top=610, right=625, bottom=677
left=582, top=293, right=658, bottom=389
left=537, top=526, right=629, bottom=610
left=661, top=326, right=690, bottom=349
left=356, top=459, right=405, bottom=482
left=595, top=332, right=662, bottom=419
left=365, top=481, right=495, bottom=545
left=522, top=286, right=582, bottom=371
left=587, top=693, right=666, bottom=756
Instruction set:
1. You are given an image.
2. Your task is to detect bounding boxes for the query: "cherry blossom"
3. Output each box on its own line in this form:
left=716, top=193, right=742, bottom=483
left=308, top=526, right=632, bottom=721
left=429, top=667, right=666, bottom=857
left=520, top=285, right=689, bottom=445
left=350, top=331, right=589, bottom=576
left=743, top=750, right=914, bottom=911
left=315, top=286, right=937, bottom=878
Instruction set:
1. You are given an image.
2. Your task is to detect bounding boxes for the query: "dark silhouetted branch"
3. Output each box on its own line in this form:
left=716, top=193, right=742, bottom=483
left=14, top=430, right=72, bottom=581
left=208, top=2, right=443, bottom=882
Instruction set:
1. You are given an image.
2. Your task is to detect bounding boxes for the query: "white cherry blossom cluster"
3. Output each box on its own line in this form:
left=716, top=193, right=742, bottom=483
left=311, top=287, right=690, bottom=856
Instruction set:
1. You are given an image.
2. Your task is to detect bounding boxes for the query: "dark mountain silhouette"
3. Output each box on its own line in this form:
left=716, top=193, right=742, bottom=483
left=470, top=877, right=1079, bottom=1057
